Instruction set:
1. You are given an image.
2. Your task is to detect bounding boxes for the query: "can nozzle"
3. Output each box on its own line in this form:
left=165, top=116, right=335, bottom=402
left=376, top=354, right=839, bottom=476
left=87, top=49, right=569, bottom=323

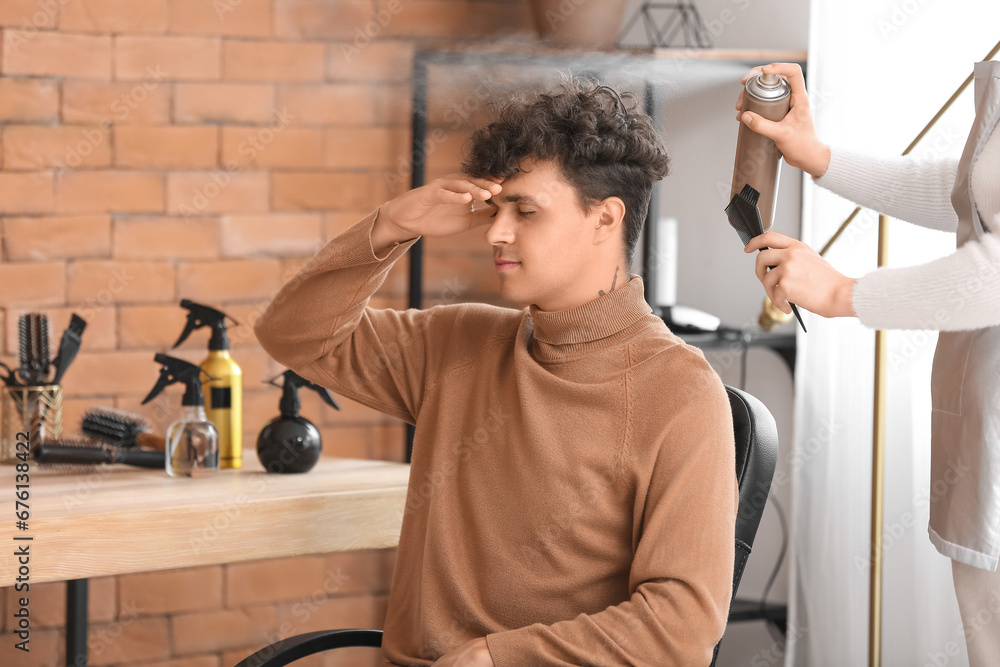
left=266, top=370, right=341, bottom=418
left=143, top=353, right=215, bottom=406
left=174, top=299, right=239, bottom=351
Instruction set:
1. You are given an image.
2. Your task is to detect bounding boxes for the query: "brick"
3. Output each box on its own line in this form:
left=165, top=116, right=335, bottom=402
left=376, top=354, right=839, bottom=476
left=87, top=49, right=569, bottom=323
left=220, top=214, right=322, bottom=257
left=171, top=605, right=277, bottom=655
left=56, top=171, right=164, bottom=214
left=119, top=305, right=189, bottom=349
left=67, top=260, right=175, bottom=304
left=89, top=616, right=170, bottom=666
left=135, top=656, right=221, bottom=667
left=371, top=82, right=411, bottom=126
left=0, top=627, right=60, bottom=666
left=3, top=125, right=112, bottom=170
left=382, top=1, right=534, bottom=38
left=204, top=302, right=269, bottom=348
left=275, top=0, right=374, bottom=40
left=324, top=127, right=398, bottom=169
left=273, top=592, right=378, bottom=635
left=175, top=83, right=276, bottom=124
left=271, top=172, right=373, bottom=211
left=0, top=262, right=64, bottom=306
left=278, top=84, right=376, bottom=125
left=166, top=171, right=268, bottom=215
left=61, top=0, right=169, bottom=33
left=324, top=210, right=373, bottom=240
left=119, top=566, right=222, bottom=615
left=0, top=171, right=54, bottom=214
left=220, top=127, right=325, bottom=169
left=0, top=77, right=59, bottom=122
left=326, top=39, right=413, bottom=83
left=63, top=80, right=171, bottom=125
left=4, top=215, right=111, bottom=260
left=5, top=304, right=116, bottom=355
left=223, top=40, right=324, bottom=82
left=60, top=350, right=170, bottom=395
left=115, top=126, right=219, bottom=169
left=225, top=555, right=326, bottom=607
left=324, top=549, right=393, bottom=596
left=369, top=423, right=407, bottom=462
left=0, top=0, right=58, bottom=28
left=318, top=425, right=368, bottom=459
left=168, top=0, right=272, bottom=38
left=113, top=216, right=220, bottom=259
left=2, top=31, right=112, bottom=78
left=176, top=259, right=281, bottom=302
left=315, top=392, right=390, bottom=427
left=115, top=35, right=220, bottom=81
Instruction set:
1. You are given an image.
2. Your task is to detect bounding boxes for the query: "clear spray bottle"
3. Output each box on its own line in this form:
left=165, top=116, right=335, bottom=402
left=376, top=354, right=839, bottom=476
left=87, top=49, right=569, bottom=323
left=142, top=353, right=219, bottom=478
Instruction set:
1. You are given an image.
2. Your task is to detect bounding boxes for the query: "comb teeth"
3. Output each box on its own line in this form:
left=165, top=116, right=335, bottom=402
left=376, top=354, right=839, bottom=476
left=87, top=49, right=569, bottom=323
left=740, top=184, right=760, bottom=206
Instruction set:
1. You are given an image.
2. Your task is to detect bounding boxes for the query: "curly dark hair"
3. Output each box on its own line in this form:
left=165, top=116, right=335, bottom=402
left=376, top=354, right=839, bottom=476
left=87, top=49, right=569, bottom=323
left=462, top=76, right=670, bottom=269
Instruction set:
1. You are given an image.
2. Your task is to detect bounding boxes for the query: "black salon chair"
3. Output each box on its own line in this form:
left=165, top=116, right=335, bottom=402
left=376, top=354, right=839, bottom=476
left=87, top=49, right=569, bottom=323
left=234, top=385, right=779, bottom=667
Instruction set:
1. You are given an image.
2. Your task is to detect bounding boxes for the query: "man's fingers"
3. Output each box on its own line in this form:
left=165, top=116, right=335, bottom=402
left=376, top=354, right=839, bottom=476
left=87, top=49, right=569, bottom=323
left=465, top=176, right=503, bottom=195
left=740, top=66, right=763, bottom=85
left=438, top=178, right=493, bottom=202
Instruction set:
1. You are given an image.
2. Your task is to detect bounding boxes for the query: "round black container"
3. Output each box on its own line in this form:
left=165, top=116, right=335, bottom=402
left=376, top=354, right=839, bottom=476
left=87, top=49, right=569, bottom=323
left=256, top=416, right=322, bottom=473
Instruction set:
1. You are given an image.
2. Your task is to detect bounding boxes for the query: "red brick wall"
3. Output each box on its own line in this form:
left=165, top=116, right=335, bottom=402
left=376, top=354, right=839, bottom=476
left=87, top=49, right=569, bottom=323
left=0, top=1, right=533, bottom=665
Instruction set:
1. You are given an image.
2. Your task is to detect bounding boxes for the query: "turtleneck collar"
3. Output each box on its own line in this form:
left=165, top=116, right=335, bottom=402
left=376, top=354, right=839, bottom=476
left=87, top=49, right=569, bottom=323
left=527, top=274, right=654, bottom=347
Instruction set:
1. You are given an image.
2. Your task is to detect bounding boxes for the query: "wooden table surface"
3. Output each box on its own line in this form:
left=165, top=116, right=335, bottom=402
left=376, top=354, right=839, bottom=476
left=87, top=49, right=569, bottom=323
left=2, top=457, right=411, bottom=586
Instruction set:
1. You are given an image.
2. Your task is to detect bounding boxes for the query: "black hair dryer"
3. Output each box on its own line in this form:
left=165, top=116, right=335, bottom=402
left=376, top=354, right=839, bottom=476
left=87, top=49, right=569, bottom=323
left=256, top=370, right=340, bottom=473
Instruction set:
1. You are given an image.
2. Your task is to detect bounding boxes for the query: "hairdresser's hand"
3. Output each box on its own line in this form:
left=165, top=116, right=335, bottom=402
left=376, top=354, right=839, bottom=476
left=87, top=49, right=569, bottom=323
left=735, top=63, right=831, bottom=179
left=431, top=637, right=495, bottom=667
left=375, top=174, right=502, bottom=247
left=745, top=231, right=856, bottom=318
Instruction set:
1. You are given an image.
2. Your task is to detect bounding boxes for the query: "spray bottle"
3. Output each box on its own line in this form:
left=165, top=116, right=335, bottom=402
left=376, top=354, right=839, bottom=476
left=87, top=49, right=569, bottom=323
left=730, top=71, right=792, bottom=232
left=174, top=299, right=243, bottom=469
left=142, top=353, right=219, bottom=478
left=257, top=370, right=341, bottom=473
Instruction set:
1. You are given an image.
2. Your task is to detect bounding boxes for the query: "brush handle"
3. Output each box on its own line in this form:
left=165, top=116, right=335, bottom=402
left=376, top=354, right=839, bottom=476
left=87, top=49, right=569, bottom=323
left=116, top=449, right=165, bottom=469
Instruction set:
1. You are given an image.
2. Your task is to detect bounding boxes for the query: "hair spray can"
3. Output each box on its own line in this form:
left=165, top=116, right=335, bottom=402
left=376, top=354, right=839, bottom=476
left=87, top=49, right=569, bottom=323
left=730, top=72, right=792, bottom=232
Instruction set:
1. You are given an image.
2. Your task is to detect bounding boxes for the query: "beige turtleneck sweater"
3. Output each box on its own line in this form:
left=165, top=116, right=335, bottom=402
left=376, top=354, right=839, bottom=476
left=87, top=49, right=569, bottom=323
left=254, top=209, right=738, bottom=667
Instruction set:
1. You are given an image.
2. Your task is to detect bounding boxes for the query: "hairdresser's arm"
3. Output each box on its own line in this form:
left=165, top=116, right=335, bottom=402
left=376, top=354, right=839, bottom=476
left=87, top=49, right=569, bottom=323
left=737, top=63, right=960, bottom=233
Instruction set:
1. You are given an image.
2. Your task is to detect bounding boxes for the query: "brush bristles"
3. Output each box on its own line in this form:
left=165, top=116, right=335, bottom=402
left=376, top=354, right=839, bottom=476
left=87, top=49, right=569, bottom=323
left=82, top=407, right=152, bottom=448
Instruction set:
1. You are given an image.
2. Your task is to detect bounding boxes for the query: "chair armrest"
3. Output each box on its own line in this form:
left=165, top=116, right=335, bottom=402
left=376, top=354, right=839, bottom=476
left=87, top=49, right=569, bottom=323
left=233, top=628, right=383, bottom=667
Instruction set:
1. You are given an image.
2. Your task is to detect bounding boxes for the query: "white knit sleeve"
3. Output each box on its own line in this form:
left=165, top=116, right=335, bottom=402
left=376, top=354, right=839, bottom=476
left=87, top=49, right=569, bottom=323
left=851, top=214, right=1000, bottom=330
left=814, top=147, right=960, bottom=233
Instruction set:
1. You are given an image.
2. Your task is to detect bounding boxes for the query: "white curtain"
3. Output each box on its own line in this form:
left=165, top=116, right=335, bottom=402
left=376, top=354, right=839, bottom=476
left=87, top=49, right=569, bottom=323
left=788, top=2, right=1000, bottom=665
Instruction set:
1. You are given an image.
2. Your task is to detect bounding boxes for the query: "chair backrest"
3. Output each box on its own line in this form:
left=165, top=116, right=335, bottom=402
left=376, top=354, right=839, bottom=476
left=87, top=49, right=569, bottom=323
left=710, top=385, right=779, bottom=667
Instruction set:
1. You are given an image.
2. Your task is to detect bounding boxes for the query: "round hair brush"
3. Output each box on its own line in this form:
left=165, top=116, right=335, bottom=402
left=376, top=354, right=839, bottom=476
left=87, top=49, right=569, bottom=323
left=33, top=439, right=165, bottom=469
left=81, top=407, right=166, bottom=452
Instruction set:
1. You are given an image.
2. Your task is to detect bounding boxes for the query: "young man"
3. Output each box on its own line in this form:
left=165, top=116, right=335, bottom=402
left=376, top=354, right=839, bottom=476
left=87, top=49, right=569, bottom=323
left=255, top=79, right=738, bottom=667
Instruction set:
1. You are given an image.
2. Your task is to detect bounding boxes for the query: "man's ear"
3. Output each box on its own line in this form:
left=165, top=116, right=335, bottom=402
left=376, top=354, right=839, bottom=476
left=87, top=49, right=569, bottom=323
left=594, top=196, right=626, bottom=241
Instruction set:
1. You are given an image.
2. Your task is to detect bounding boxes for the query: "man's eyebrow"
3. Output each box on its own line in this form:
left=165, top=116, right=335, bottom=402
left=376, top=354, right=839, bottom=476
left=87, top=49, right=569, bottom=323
left=496, top=193, right=540, bottom=205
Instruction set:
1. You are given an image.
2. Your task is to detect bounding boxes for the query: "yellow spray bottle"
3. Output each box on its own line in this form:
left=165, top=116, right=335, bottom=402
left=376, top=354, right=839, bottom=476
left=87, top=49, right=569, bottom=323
left=174, top=300, right=243, bottom=468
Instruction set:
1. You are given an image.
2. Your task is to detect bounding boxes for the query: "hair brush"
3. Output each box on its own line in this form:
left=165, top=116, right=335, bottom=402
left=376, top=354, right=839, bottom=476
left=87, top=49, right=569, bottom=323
left=725, top=184, right=807, bottom=332
left=33, top=439, right=164, bottom=469
left=81, top=407, right=166, bottom=452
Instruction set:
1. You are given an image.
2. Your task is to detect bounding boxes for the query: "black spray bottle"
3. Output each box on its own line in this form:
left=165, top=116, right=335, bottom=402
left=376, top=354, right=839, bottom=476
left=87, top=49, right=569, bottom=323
left=143, top=353, right=219, bottom=478
left=174, top=299, right=243, bottom=469
left=257, top=370, right=340, bottom=473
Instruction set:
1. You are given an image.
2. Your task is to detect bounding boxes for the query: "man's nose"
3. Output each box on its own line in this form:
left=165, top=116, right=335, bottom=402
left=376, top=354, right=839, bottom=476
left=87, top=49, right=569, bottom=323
left=484, top=213, right=514, bottom=245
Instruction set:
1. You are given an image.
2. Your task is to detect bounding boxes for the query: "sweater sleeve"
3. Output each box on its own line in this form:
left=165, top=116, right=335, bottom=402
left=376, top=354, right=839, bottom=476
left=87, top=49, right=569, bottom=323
left=851, top=213, right=1000, bottom=331
left=254, top=207, right=435, bottom=424
left=484, top=359, right=737, bottom=666
left=814, top=146, right=960, bottom=232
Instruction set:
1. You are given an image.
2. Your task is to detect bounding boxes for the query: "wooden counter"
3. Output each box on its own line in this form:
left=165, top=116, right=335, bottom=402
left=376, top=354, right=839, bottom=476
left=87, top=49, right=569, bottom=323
left=1, top=457, right=411, bottom=586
